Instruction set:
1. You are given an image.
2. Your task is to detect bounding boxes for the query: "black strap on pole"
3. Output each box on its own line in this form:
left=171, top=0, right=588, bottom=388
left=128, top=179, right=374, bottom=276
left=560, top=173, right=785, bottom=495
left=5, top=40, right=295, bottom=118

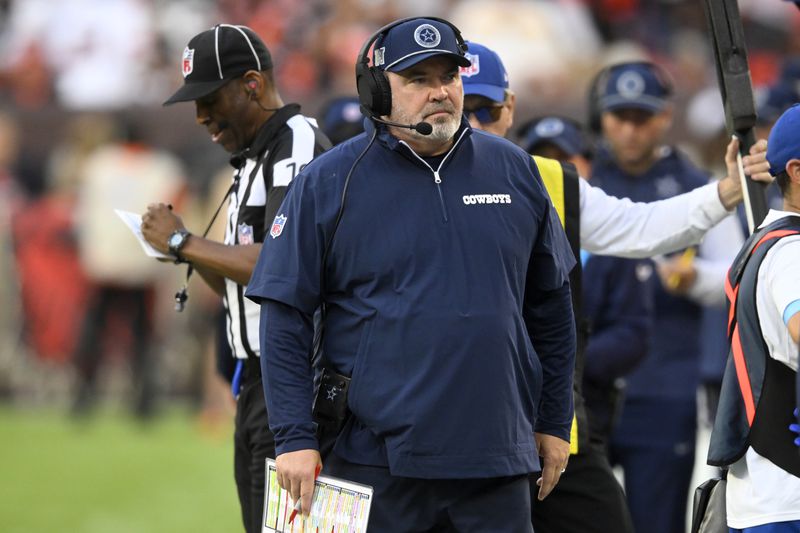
left=703, top=0, right=768, bottom=234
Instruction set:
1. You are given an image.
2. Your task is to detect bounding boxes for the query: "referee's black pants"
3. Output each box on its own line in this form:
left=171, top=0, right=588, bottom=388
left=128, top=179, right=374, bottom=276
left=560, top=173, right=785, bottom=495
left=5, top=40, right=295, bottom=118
left=233, top=358, right=275, bottom=533
left=531, top=442, right=634, bottom=533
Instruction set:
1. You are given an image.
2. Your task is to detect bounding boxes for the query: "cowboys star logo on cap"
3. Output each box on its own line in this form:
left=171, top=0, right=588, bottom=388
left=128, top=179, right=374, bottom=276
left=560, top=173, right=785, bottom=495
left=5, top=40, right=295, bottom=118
left=617, top=71, right=646, bottom=99
left=460, top=53, right=480, bottom=77
left=535, top=117, right=566, bottom=138
left=414, top=24, right=441, bottom=48
left=182, top=47, right=195, bottom=78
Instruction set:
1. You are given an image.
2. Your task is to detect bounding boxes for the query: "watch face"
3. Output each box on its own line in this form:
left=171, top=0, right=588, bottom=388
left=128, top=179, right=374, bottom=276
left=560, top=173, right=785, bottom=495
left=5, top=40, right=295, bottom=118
left=169, top=231, right=186, bottom=250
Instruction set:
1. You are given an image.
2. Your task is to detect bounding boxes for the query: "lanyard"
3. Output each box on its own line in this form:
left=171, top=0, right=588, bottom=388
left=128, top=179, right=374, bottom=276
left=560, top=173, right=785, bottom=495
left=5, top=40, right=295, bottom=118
left=174, top=179, right=237, bottom=312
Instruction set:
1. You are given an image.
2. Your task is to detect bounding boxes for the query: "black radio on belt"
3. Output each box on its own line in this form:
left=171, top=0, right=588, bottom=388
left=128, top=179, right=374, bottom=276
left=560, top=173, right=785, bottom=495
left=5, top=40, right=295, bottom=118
left=312, top=368, right=351, bottom=432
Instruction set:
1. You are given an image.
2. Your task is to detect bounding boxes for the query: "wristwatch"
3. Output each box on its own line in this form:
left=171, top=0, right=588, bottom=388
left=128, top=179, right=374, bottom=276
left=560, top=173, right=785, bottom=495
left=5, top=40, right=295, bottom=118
left=167, top=228, right=191, bottom=263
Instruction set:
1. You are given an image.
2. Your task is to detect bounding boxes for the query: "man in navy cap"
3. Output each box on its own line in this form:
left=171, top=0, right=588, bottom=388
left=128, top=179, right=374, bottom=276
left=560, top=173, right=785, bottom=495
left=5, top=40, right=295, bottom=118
left=707, top=103, right=800, bottom=532
left=141, top=24, right=330, bottom=533
left=318, top=95, right=365, bottom=145
left=588, top=61, right=745, bottom=533
left=519, top=115, right=593, bottom=178
left=246, top=17, right=577, bottom=531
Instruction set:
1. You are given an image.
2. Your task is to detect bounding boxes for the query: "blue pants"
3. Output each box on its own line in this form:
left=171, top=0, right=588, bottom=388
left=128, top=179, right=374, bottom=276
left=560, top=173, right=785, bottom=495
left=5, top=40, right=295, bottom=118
left=610, top=397, right=696, bottom=533
left=730, top=521, right=800, bottom=532
left=323, top=452, right=534, bottom=532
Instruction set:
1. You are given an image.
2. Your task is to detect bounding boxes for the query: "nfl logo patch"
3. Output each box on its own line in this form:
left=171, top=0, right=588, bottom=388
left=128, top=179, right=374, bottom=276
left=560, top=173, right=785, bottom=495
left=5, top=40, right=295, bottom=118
left=237, top=223, right=254, bottom=245
left=182, top=47, right=195, bottom=78
left=460, top=53, right=480, bottom=77
left=270, top=214, right=287, bottom=239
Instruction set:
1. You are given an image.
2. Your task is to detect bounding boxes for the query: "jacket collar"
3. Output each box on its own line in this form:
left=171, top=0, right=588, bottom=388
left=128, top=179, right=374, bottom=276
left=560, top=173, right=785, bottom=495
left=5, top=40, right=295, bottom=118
left=229, top=103, right=302, bottom=168
left=368, top=115, right=472, bottom=167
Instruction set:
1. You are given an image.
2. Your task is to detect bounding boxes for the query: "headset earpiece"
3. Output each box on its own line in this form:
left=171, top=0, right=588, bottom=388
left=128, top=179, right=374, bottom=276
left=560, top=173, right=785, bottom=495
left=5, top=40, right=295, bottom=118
left=246, top=79, right=258, bottom=98
left=356, top=64, right=392, bottom=117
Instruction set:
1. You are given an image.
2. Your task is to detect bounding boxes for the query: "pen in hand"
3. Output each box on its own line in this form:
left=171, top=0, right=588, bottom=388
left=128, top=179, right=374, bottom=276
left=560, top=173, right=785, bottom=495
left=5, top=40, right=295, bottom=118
left=287, top=464, right=322, bottom=525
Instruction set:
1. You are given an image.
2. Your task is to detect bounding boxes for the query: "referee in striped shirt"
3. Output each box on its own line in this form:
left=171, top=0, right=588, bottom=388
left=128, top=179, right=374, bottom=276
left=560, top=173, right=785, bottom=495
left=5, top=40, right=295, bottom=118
left=142, top=24, right=330, bottom=533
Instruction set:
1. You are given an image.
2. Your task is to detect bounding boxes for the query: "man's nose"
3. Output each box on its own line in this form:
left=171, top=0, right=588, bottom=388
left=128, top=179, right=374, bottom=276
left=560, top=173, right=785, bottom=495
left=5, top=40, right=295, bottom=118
left=429, top=84, right=448, bottom=101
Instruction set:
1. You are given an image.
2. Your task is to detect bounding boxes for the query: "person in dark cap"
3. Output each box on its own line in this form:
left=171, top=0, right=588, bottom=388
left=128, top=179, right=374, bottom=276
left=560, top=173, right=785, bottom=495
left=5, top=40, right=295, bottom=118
left=140, top=24, right=330, bottom=533
left=588, top=61, right=745, bottom=533
left=707, top=102, right=800, bottom=532
left=318, top=95, right=365, bottom=145
left=519, top=115, right=594, bottom=178
left=246, top=17, right=577, bottom=531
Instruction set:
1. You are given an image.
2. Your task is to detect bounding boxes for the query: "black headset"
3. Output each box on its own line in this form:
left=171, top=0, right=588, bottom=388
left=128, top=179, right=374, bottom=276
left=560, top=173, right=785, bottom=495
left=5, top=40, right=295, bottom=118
left=355, top=16, right=468, bottom=119
left=586, top=61, right=674, bottom=134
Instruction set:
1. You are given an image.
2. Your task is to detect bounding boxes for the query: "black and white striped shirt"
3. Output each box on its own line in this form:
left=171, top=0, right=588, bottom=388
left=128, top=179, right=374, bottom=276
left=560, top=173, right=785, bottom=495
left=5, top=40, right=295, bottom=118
left=223, top=104, right=330, bottom=359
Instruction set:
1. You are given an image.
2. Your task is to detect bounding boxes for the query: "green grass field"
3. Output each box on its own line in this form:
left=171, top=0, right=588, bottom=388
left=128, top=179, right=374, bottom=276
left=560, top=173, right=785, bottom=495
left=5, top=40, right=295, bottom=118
left=0, top=406, right=241, bottom=532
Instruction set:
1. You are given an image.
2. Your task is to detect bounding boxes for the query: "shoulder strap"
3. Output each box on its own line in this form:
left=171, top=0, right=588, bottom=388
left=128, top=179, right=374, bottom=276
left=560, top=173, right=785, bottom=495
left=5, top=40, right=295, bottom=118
left=533, top=155, right=582, bottom=313
left=533, top=155, right=586, bottom=455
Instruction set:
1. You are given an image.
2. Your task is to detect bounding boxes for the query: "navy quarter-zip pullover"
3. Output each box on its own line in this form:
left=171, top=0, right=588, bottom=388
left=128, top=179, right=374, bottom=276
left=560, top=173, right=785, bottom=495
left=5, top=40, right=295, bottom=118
left=247, top=119, right=577, bottom=479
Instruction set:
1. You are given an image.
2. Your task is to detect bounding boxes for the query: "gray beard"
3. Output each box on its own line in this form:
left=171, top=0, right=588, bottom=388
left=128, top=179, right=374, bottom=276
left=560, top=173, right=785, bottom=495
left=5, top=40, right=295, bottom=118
left=389, top=106, right=461, bottom=144
left=425, top=117, right=460, bottom=143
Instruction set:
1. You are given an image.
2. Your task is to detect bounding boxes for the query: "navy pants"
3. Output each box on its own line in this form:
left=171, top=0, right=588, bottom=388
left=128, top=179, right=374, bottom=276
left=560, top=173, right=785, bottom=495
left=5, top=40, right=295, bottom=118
left=323, top=452, right=534, bottom=532
left=611, top=397, right=696, bottom=533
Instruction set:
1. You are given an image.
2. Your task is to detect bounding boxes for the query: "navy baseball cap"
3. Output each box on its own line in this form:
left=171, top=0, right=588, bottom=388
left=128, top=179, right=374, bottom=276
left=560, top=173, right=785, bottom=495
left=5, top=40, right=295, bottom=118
left=756, top=83, right=798, bottom=126
left=519, top=116, right=591, bottom=157
left=767, top=103, right=800, bottom=176
left=598, top=63, right=671, bottom=113
left=373, top=18, right=470, bottom=73
left=164, top=24, right=272, bottom=105
left=320, top=96, right=365, bottom=145
left=461, top=42, right=509, bottom=103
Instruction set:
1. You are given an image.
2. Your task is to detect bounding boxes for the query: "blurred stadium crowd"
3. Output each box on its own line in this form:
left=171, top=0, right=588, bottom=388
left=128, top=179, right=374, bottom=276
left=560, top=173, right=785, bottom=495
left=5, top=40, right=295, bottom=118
left=0, top=0, right=798, bottom=420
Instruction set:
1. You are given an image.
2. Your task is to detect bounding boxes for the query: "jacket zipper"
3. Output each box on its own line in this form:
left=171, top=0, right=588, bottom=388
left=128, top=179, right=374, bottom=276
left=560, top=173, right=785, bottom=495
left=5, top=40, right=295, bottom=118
left=400, top=129, right=469, bottom=223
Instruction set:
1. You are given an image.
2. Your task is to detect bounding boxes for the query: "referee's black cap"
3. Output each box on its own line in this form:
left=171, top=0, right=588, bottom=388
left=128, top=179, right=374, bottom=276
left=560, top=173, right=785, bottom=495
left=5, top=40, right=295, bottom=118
left=164, top=24, right=272, bottom=105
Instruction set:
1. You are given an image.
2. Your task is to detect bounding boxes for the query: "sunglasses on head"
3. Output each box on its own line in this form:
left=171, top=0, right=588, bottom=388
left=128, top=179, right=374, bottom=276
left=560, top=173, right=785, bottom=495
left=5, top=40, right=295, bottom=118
left=464, top=94, right=507, bottom=124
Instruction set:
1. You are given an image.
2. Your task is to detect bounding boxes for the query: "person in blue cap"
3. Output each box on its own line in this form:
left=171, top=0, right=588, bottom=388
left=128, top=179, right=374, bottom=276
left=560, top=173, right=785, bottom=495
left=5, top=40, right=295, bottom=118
left=246, top=17, right=577, bottom=531
left=587, top=61, right=745, bottom=533
left=707, top=103, right=800, bottom=532
left=462, top=41, right=769, bottom=533
left=460, top=42, right=516, bottom=137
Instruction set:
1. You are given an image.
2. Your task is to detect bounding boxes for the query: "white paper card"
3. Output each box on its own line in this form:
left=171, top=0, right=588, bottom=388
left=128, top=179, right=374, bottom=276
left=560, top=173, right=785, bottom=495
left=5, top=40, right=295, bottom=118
left=114, top=209, right=171, bottom=259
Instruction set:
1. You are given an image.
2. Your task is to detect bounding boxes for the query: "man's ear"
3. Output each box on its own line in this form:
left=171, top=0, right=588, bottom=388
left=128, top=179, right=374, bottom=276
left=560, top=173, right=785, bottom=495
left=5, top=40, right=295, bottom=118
left=242, top=71, right=261, bottom=98
left=505, top=91, right=516, bottom=128
left=787, top=159, right=800, bottom=184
